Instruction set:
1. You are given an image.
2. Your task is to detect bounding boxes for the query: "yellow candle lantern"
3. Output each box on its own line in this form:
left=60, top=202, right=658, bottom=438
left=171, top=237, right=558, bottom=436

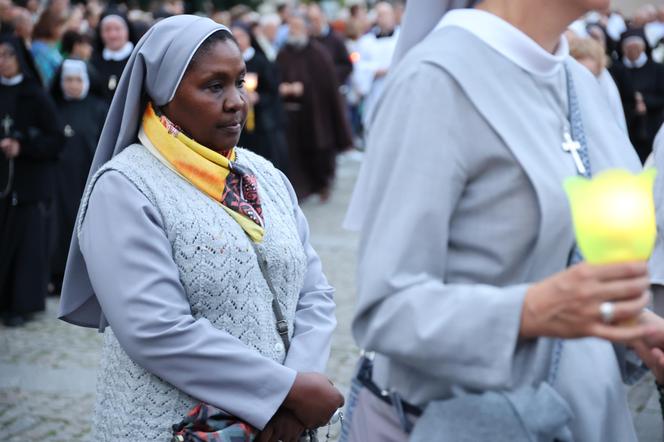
left=244, top=72, right=258, bottom=132
left=244, top=72, right=258, bottom=93
left=564, top=168, right=657, bottom=264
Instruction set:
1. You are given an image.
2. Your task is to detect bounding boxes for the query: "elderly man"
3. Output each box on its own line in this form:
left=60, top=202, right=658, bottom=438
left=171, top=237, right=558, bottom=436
left=610, top=29, right=664, bottom=163
left=307, top=4, right=352, bottom=86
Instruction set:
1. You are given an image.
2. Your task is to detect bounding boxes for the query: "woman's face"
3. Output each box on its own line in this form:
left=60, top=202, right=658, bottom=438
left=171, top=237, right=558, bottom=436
left=101, top=18, right=129, bottom=51
left=63, top=74, right=84, bottom=98
left=72, top=41, right=93, bottom=60
left=162, top=39, right=248, bottom=154
left=0, top=43, right=20, bottom=78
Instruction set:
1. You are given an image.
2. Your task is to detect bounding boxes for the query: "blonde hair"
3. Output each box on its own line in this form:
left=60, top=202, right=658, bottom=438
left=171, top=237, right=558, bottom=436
left=569, top=37, right=606, bottom=74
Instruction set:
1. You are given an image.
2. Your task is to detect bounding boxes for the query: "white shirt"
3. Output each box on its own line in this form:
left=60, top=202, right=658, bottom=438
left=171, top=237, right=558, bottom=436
left=242, top=46, right=256, bottom=62
left=436, top=9, right=569, bottom=77
left=645, top=21, right=664, bottom=47
left=0, top=74, right=24, bottom=86
left=102, top=41, right=134, bottom=62
left=623, top=52, right=648, bottom=69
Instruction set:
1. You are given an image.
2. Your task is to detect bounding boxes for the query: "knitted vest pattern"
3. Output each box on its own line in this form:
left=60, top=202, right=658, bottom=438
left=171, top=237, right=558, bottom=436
left=79, top=144, right=307, bottom=441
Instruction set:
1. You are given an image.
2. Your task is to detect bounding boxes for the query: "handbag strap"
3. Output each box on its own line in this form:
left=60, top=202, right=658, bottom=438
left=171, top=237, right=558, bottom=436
left=548, top=63, right=593, bottom=385
left=253, top=243, right=291, bottom=351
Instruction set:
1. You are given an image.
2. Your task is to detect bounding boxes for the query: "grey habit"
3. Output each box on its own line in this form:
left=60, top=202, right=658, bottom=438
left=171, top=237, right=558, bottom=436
left=58, top=15, right=336, bottom=430
left=346, top=8, right=645, bottom=442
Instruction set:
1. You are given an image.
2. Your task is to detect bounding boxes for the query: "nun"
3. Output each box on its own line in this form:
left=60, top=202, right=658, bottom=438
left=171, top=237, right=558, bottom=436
left=342, top=1, right=664, bottom=441
left=90, top=11, right=134, bottom=104
left=49, top=59, right=106, bottom=294
left=0, top=34, right=63, bottom=327
left=58, top=15, right=343, bottom=441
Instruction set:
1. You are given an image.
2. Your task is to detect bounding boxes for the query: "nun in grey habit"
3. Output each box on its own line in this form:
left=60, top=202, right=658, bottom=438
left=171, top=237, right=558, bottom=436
left=57, top=15, right=343, bottom=441
left=343, top=1, right=664, bottom=441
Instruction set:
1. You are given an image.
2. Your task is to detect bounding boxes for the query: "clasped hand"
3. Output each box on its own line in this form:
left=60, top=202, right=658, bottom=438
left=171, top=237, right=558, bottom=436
left=257, top=372, right=344, bottom=442
left=0, top=138, right=20, bottom=159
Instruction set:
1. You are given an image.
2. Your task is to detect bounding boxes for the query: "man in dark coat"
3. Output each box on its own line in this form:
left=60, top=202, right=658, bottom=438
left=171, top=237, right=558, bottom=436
left=307, top=4, right=353, bottom=86
left=277, top=14, right=353, bottom=201
left=233, top=23, right=288, bottom=172
left=610, top=29, right=664, bottom=163
left=0, top=35, right=63, bottom=326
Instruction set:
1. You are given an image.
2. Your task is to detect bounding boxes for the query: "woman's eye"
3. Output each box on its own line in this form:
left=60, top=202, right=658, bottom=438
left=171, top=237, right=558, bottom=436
left=208, top=83, right=223, bottom=92
left=236, top=79, right=246, bottom=89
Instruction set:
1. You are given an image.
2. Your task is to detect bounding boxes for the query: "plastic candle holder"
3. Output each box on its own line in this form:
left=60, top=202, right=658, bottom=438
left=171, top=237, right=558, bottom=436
left=564, top=168, right=657, bottom=264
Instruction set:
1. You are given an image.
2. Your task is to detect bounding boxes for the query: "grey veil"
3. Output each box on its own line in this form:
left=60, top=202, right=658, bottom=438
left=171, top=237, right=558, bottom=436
left=344, top=0, right=475, bottom=230
left=59, top=15, right=230, bottom=328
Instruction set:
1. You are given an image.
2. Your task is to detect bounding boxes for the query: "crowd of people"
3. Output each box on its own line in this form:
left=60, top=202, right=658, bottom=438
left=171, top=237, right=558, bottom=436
left=4, top=0, right=664, bottom=441
left=567, top=4, right=664, bottom=164
left=0, top=0, right=407, bottom=327
left=0, top=0, right=662, bottom=323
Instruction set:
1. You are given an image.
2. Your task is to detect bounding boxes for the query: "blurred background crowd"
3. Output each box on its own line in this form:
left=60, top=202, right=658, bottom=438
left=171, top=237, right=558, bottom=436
left=1, top=0, right=664, bottom=328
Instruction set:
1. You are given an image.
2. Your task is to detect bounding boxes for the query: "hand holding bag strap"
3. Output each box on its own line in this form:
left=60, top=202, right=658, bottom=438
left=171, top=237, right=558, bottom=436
left=253, top=243, right=291, bottom=351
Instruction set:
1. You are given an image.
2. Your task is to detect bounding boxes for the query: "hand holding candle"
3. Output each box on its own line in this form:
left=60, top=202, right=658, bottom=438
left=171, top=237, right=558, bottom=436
left=518, top=169, right=656, bottom=341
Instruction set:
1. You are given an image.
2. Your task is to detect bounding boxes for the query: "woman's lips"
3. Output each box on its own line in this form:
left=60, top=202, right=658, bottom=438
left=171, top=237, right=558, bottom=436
left=218, top=122, right=242, bottom=132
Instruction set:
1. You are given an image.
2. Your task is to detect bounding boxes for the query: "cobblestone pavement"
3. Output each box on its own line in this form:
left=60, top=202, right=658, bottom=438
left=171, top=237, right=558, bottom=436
left=0, top=153, right=662, bottom=441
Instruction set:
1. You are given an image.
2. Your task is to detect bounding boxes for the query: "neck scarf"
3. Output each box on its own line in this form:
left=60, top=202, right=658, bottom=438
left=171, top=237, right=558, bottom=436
left=142, top=103, right=265, bottom=242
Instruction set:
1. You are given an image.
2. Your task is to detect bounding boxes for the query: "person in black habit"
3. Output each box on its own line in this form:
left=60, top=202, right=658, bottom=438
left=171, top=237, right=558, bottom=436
left=48, top=59, right=106, bottom=294
left=307, top=4, right=353, bottom=87
left=610, top=28, right=664, bottom=163
left=0, top=34, right=63, bottom=327
left=232, top=23, right=288, bottom=172
left=90, top=10, right=135, bottom=104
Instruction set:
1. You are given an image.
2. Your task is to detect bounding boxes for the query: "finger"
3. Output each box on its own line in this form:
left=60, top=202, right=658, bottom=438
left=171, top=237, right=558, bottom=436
left=256, top=426, right=273, bottom=442
left=578, top=262, right=648, bottom=282
left=631, top=340, right=656, bottom=365
left=592, top=277, right=651, bottom=302
left=268, top=431, right=280, bottom=442
left=652, top=347, right=664, bottom=366
left=599, top=291, right=650, bottom=323
left=589, top=322, right=656, bottom=343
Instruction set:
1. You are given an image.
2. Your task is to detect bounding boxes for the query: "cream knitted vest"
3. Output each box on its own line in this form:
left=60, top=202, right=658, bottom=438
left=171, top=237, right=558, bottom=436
left=80, top=144, right=307, bottom=441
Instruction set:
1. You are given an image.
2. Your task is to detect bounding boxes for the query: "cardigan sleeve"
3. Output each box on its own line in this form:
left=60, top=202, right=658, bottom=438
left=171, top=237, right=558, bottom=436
left=79, top=170, right=296, bottom=430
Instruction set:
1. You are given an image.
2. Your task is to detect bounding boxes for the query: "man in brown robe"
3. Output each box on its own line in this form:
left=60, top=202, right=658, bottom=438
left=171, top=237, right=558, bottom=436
left=277, top=14, right=353, bottom=201
left=307, top=4, right=353, bottom=86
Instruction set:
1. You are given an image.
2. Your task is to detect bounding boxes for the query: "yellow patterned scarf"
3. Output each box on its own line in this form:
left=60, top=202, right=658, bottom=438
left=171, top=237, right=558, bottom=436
left=142, top=103, right=265, bottom=242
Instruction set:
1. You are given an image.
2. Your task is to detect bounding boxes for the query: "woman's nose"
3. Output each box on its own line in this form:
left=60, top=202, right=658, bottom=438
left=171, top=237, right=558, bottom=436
left=223, top=87, right=245, bottom=112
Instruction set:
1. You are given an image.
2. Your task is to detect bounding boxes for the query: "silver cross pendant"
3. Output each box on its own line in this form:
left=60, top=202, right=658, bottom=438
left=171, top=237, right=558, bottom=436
left=561, top=132, right=586, bottom=175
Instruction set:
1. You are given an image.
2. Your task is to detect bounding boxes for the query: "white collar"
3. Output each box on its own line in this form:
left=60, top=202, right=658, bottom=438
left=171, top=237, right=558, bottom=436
left=0, top=74, right=24, bottom=86
left=623, top=52, right=648, bottom=69
left=436, top=9, right=569, bottom=76
left=243, top=47, right=256, bottom=62
left=102, top=41, right=134, bottom=61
